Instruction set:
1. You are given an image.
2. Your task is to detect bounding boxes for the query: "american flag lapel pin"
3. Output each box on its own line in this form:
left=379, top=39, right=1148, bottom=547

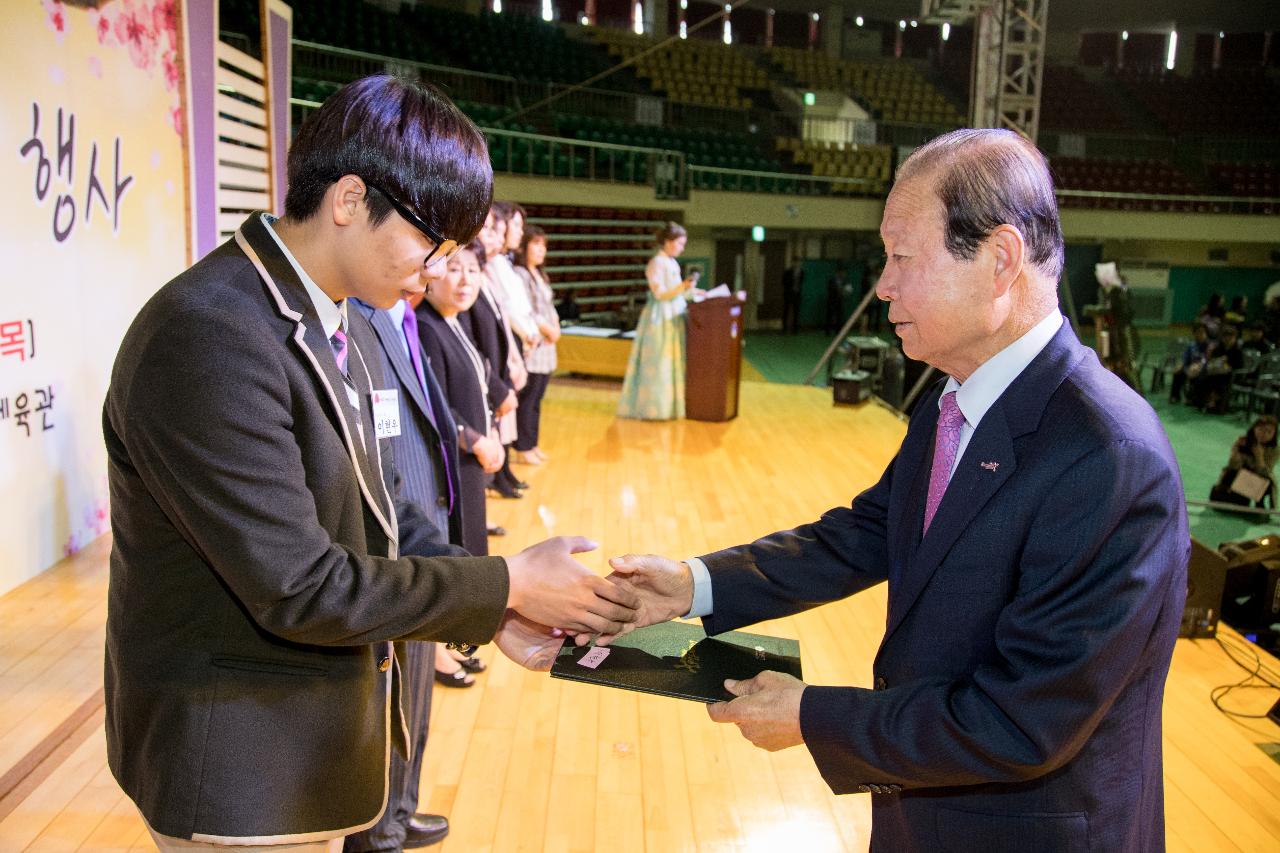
left=980, top=461, right=1000, bottom=471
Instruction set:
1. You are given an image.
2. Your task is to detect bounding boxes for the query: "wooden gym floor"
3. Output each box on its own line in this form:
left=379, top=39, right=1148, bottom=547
left=1, top=379, right=1278, bottom=851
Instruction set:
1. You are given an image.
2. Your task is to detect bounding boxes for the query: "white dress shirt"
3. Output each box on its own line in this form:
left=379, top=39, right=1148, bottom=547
left=261, top=214, right=346, bottom=340
left=385, top=298, right=412, bottom=363
left=939, top=309, right=1063, bottom=478
left=261, top=214, right=355, bottom=413
left=683, top=310, right=1065, bottom=618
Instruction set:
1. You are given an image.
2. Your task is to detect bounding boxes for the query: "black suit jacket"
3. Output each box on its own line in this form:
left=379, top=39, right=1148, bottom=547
left=700, top=322, right=1188, bottom=853
left=463, top=283, right=513, bottom=409
left=416, top=302, right=493, bottom=555
left=102, top=213, right=509, bottom=843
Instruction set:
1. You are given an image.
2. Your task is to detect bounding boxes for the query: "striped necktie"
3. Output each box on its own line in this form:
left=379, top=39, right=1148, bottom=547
left=329, top=326, right=360, bottom=418
left=330, top=327, right=349, bottom=377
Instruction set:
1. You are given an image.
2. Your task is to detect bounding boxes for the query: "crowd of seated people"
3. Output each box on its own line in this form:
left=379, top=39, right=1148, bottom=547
left=1167, top=293, right=1279, bottom=415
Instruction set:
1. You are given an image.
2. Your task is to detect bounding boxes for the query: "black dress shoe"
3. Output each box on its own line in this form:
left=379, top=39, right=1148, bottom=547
left=495, top=467, right=530, bottom=492
left=403, top=813, right=449, bottom=848
left=486, top=524, right=507, bottom=537
left=489, top=484, right=523, bottom=499
left=433, top=667, right=475, bottom=688
left=458, top=655, right=487, bottom=674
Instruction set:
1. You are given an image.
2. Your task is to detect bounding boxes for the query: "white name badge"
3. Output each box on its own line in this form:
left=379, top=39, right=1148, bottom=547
left=371, top=389, right=401, bottom=438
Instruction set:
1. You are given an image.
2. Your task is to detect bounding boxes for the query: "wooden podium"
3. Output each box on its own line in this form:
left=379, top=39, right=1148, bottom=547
left=685, top=295, right=745, bottom=422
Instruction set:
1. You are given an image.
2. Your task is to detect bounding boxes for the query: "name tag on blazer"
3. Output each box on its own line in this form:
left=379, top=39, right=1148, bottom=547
left=371, top=389, right=401, bottom=438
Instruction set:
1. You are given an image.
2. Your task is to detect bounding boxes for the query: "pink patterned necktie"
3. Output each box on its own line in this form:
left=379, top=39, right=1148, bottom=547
left=330, top=327, right=349, bottom=377
left=923, top=391, right=965, bottom=534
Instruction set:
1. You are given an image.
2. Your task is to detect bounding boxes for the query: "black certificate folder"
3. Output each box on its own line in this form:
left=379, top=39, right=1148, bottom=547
left=550, top=621, right=802, bottom=704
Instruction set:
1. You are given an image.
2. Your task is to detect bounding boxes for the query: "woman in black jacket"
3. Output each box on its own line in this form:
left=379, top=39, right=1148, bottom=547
left=416, top=241, right=505, bottom=556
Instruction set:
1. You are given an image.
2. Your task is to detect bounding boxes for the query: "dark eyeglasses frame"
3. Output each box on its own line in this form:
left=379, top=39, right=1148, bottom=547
left=364, top=181, right=460, bottom=268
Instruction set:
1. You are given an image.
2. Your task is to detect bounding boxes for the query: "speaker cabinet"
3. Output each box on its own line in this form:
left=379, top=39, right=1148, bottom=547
left=1182, top=537, right=1228, bottom=638
left=1220, top=534, right=1280, bottom=631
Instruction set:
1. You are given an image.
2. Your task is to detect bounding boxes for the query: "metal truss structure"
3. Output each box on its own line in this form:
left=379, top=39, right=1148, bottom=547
left=921, top=0, right=1048, bottom=143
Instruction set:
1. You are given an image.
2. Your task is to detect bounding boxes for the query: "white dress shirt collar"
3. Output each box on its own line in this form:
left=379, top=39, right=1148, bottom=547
left=386, top=298, right=407, bottom=327
left=260, top=213, right=347, bottom=339
left=385, top=298, right=414, bottom=361
left=941, top=310, right=1064, bottom=430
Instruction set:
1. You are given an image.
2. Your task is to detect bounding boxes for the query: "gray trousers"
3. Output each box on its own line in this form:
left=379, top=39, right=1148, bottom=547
left=343, top=641, right=435, bottom=853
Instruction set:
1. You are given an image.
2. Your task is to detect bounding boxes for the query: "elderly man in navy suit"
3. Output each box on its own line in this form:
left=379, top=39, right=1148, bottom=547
left=608, top=128, right=1188, bottom=852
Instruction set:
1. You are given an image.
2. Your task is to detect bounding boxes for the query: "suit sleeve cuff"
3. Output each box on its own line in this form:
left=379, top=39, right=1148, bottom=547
left=800, top=685, right=872, bottom=795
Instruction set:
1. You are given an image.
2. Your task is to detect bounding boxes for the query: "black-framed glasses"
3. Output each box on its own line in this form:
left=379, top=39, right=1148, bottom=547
left=364, top=181, right=460, bottom=269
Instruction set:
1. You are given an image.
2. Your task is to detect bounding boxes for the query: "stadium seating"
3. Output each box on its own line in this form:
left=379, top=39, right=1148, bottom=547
left=256, top=3, right=1280, bottom=208
left=769, top=48, right=964, bottom=127
left=1114, top=66, right=1280, bottom=137
left=1039, top=65, right=1134, bottom=133
left=282, top=0, right=641, bottom=92
left=553, top=114, right=782, bottom=171
left=1051, top=156, right=1209, bottom=211
left=405, top=8, right=643, bottom=92
left=590, top=29, right=770, bottom=110
left=1209, top=161, right=1280, bottom=197
left=1051, top=156, right=1200, bottom=194
left=525, top=204, right=670, bottom=320
left=776, top=138, right=892, bottom=196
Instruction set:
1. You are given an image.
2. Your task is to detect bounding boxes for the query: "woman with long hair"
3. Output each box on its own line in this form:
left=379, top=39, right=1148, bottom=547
left=472, top=206, right=529, bottom=498
left=1211, top=414, right=1279, bottom=508
left=617, top=221, right=696, bottom=420
left=513, top=224, right=560, bottom=464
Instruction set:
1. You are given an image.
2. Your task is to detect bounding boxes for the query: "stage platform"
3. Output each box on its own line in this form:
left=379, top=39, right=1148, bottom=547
left=555, top=326, right=634, bottom=379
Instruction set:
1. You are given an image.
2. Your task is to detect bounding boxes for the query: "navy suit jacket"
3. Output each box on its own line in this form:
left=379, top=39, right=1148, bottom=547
left=350, top=300, right=464, bottom=548
left=700, top=322, right=1188, bottom=853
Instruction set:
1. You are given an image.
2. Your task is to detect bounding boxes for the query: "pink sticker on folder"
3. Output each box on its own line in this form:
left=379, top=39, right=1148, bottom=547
left=578, top=647, right=611, bottom=669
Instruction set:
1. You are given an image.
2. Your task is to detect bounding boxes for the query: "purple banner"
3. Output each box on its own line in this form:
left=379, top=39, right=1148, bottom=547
left=185, top=0, right=218, bottom=259
left=268, top=6, right=291, bottom=214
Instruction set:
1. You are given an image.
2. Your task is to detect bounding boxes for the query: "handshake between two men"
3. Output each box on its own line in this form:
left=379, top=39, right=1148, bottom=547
left=493, top=536, right=807, bottom=753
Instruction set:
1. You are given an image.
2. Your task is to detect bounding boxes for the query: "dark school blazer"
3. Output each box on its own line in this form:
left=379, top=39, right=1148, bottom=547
left=102, top=213, right=509, bottom=844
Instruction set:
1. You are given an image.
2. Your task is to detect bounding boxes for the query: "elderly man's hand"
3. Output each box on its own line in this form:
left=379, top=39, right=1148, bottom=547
left=706, top=670, right=807, bottom=752
left=594, top=553, right=695, bottom=645
left=504, top=536, right=640, bottom=636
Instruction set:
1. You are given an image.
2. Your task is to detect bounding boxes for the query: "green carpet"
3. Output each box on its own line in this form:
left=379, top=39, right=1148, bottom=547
left=744, top=329, right=1278, bottom=550
left=741, top=331, right=838, bottom=386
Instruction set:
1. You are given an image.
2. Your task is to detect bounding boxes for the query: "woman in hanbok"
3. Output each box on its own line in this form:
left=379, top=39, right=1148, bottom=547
left=618, top=222, right=696, bottom=420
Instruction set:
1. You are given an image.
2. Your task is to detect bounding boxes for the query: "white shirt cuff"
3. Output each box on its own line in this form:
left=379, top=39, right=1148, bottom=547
left=683, top=556, right=713, bottom=618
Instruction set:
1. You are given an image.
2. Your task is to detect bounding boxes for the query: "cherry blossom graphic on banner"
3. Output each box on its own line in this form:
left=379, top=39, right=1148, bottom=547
left=3, top=0, right=189, bottom=594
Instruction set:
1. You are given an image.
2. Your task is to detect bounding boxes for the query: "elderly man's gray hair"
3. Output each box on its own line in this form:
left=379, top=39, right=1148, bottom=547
left=898, top=128, right=1065, bottom=281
